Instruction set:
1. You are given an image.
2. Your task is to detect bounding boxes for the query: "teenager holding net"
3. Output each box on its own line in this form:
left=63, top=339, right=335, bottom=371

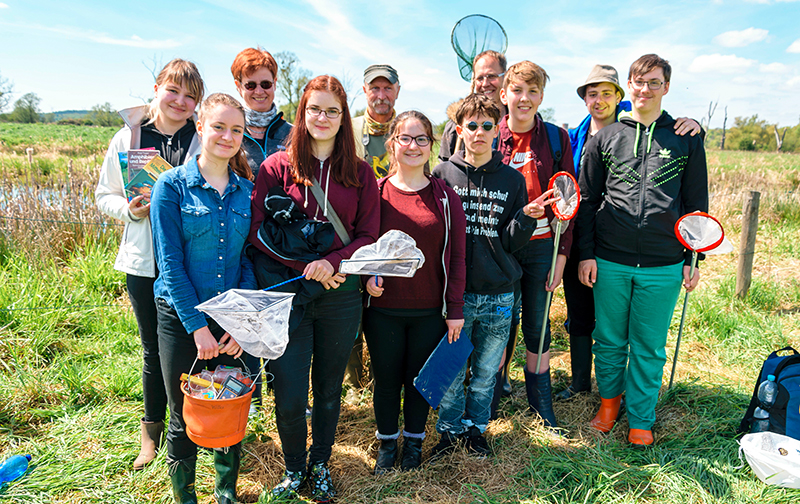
left=150, top=93, right=255, bottom=504
left=249, top=75, right=379, bottom=502
left=362, top=111, right=466, bottom=474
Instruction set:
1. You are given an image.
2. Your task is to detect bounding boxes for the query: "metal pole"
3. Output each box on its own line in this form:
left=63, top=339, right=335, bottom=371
left=535, top=220, right=562, bottom=374
left=668, top=251, right=698, bottom=389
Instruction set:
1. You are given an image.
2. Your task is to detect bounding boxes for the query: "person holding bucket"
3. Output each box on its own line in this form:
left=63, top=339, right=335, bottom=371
left=363, top=110, right=466, bottom=473
left=94, top=59, right=204, bottom=471
left=249, top=75, right=379, bottom=502
left=151, top=93, right=255, bottom=504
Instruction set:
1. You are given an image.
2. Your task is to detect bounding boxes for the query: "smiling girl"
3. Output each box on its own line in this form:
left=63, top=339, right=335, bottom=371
left=249, top=75, right=379, bottom=502
left=150, top=93, right=255, bottom=504
left=95, top=59, right=204, bottom=471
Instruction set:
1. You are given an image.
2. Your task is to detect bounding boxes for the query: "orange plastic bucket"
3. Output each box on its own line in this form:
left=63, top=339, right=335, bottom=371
left=181, top=382, right=253, bottom=449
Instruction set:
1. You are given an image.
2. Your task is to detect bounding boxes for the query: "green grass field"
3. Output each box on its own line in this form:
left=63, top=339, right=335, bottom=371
left=1, top=126, right=799, bottom=503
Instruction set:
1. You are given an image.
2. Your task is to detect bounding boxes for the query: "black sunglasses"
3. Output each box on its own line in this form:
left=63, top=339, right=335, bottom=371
left=465, top=121, right=495, bottom=132
left=242, top=80, right=273, bottom=91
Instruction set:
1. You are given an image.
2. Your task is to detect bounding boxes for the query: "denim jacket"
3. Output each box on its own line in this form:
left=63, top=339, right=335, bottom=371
left=152, top=155, right=257, bottom=334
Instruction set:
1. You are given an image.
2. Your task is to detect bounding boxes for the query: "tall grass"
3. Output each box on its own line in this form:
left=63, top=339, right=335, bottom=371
left=0, top=135, right=799, bottom=503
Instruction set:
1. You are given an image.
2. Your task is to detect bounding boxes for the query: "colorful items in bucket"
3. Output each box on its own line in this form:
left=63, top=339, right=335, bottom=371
left=181, top=365, right=252, bottom=400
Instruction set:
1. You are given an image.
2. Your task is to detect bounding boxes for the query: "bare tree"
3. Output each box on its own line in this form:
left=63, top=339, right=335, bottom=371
left=704, top=100, right=718, bottom=129
left=0, top=71, right=13, bottom=112
left=130, top=54, right=164, bottom=103
left=337, top=69, right=363, bottom=111
left=774, top=126, right=787, bottom=152
left=275, top=51, right=311, bottom=123
left=720, top=106, right=728, bottom=150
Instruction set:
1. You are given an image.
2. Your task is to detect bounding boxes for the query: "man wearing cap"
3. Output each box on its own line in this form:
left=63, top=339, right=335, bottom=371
left=352, top=64, right=401, bottom=179
left=556, top=64, right=701, bottom=403
left=439, top=50, right=508, bottom=163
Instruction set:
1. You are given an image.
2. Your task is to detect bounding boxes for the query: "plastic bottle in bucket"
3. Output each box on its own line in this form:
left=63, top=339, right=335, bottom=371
left=0, top=454, right=31, bottom=483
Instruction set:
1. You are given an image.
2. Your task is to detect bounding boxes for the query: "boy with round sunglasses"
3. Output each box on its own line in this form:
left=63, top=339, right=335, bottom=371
left=431, top=93, right=556, bottom=457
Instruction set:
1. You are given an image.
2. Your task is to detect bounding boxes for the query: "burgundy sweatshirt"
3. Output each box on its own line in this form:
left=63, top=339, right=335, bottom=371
left=249, top=151, right=380, bottom=274
left=372, top=176, right=466, bottom=320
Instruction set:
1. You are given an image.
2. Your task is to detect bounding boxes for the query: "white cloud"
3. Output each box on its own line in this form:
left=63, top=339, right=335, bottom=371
left=788, top=76, right=800, bottom=87
left=788, top=39, right=800, bottom=53
left=760, top=62, right=788, bottom=73
left=0, top=3, right=8, bottom=8
left=687, top=54, right=756, bottom=73
left=713, top=28, right=768, bottom=47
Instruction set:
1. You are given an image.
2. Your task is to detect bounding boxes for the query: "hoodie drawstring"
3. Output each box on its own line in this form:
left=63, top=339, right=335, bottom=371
left=634, top=123, right=641, bottom=156
left=323, top=160, right=331, bottom=218
left=646, top=122, right=656, bottom=154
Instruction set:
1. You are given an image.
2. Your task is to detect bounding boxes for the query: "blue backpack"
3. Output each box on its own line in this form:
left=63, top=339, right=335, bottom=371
left=739, top=346, right=800, bottom=439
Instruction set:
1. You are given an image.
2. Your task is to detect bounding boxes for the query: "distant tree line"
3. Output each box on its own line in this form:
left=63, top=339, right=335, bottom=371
left=705, top=115, right=800, bottom=153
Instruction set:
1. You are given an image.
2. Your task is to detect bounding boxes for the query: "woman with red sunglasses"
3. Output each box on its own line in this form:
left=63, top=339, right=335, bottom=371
left=231, top=47, right=292, bottom=179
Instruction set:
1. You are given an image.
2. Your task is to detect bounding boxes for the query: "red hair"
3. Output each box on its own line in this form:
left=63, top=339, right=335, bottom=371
left=230, top=47, right=278, bottom=82
left=287, top=75, right=360, bottom=188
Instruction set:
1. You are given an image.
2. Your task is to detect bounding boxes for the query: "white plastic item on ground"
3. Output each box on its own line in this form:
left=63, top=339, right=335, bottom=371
left=739, top=432, right=800, bottom=488
left=339, top=229, right=425, bottom=277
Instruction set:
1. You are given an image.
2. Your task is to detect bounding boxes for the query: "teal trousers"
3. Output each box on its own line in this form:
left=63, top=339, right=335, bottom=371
left=592, top=258, right=683, bottom=430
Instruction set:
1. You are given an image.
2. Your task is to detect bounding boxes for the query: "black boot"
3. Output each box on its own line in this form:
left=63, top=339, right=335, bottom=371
left=400, top=437, right=423, bottom=471
left=490, top=370, right=504, bottom=420
left=214, top=445, right=240, bottom=504
left=556, top=335, right=593, bottom=400
left=169, top=456, right=197, bottom=504
left=524, top=368, right=557, bottom=428
left=501, top=323, right=519, bottom=397
left=374, top=438, right=398, bottom=475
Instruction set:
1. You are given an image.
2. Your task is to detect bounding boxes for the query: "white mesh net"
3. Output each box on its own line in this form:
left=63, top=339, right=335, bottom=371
left=677, top=213, right=733, bottom=255
left=339, top=229, right=425, bottom=277
left=552, top=173, right=580, bottom=221
left=195, top=290, right=294, bottom=360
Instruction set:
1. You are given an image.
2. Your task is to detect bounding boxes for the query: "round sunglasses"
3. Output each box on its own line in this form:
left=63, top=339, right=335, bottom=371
left=464, top=121, right=496, bottom=132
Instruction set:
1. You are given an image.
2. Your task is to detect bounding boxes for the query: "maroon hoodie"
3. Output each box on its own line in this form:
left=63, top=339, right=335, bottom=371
left=373, top=175, right=467, bottom=320
left=249, top=151, right=380, bottom=274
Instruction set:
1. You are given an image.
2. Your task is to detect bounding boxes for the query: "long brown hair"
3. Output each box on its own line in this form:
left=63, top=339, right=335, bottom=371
left=198, top=93, right=253, bottom=181
left=384, top=110, right=437, bottom=176
left=287, top=75, right=360, bottom=188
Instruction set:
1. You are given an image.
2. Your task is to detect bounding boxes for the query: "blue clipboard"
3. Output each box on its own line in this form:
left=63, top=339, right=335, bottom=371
left=413, top=331, right=474, bottom=409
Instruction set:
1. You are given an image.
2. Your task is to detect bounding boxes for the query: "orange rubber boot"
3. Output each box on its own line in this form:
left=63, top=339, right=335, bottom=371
left=589, top=395, right=622, bottom=433
left=628, top=429, right=653, bottom=447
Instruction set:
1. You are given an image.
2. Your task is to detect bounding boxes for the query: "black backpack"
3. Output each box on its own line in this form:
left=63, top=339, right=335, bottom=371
left=739, top=346, right=800, bottom=439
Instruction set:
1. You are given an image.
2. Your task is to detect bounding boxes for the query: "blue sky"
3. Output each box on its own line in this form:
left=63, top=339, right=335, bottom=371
left=0, top=0, right=798, bottom=128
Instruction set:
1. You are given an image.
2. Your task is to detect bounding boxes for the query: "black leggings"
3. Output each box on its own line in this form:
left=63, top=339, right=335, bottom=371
left=363, top=308, right=446, bottom=436
left=127, top=274, right=167, bottom=423
left=269, top=288, right=362, bottom=472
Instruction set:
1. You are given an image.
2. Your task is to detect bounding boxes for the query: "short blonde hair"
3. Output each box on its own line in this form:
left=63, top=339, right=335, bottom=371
left=503, top=60, right=549, bottom=91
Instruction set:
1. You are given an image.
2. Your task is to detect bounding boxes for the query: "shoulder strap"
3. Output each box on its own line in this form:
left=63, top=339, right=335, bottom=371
left=309, top=177, right=352, bottom=246
left=544, top=122, right=562, bottom=166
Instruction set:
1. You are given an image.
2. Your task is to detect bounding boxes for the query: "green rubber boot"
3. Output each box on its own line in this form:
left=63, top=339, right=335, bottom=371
left=214, top=445, right=240, bottom=504
left=169, top=456, right=197, bottom=504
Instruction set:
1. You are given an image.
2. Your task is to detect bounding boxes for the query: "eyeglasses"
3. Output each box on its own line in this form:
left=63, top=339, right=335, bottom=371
left=242, top=80, right=273, bottom=91
left=395, top=134, right=431, bottom=147
left=464, top=121, right=495, bottom=132
left=631, top=79, right=664, bottom=90
left=474, top=72, right=504, bottom=84
left=306, top=106, right=342, bottom=119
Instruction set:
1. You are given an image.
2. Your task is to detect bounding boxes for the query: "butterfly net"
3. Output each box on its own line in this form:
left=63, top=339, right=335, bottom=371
left=550, top=172, right=580, bottom=222
left=195, top=290, right=294, bottom=360
left=451, top=15, right=508, bottom=82
left=339, top=229, right=425, bottom=277
left=675, top=212, right=733, bottom=255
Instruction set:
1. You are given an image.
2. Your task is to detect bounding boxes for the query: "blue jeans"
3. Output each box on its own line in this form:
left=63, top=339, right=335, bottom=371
left=513, top=239, right=554, bottom=353
left=436, top=291, right=514, bottom=435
